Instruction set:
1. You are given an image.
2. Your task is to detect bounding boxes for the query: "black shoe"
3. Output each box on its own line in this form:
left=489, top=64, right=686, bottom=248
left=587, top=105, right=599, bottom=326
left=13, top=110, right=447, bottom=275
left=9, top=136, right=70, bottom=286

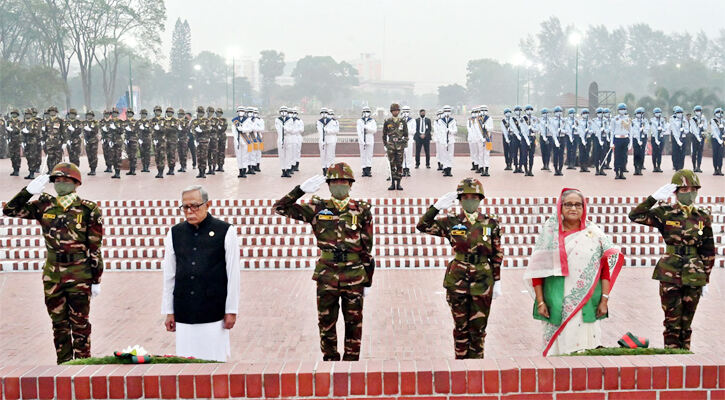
left=504, top=165, right=512, bottom=171
left=247, top=167, right=256, bottom=175
left=238, top=169, right=246, bottom=178
left=255, top=164, right=260, bottom=172
left=388, top=181, right=396, bottom=190
left=426, top=165, right=431, bottom=169
left=567, top=166, right=576, bottom=170
left=525, top=169, right=534, bottom=177
left=216, top=166, right=223, bottom=172
left=293, top=162, right=299, bottom=171
left=104, top=166, right=112, bottom=173
left=415, top=165, right=420, bottom=169
left=694, top=168, right=702, bottom=173
left=322, top=168, right=327, bottom=175
left=437, top=163, right=443, bottom=171
left=471, top=162, right=477, bottom=171
left=112, top=169, right=121, bottom=179
left=281, top=169, right=290, bottom=177
left=180, top=167, right=186, bottom=173
left=542, top=166, right=550, bottom=171
left=24, top=172, right=35, bottom=179
left=554, top=170, right=563, bottom=176
left=126, top=169, right=136, bottom=176
left=88, top=170, right=96, bottom=176
left=396, top=179, right=403, bottom=190
left=155, top=169, right=164, bottom=178
left=141, top=166, right=149, bottom=172
left=10, top=169, right=19, bottom=176
left=483, top=167, right=490, bottom=177
left=167, top=169, right=175, bottom=175
left=196, top=172, right=206, bottom=178
left=443, top=167, right=452, bottom=177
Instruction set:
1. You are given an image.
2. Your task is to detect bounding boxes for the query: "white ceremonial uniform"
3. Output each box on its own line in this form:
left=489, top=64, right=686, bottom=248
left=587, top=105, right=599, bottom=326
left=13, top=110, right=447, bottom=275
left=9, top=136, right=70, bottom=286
left=317, top=117, right=337, bottom=168
left=357, top=116, right=377, bottom=169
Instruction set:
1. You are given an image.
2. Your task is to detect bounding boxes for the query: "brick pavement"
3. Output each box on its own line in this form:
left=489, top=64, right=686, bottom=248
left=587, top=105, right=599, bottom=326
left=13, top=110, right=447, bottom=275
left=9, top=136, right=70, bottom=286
left=1, top=268, right=722, bottom=366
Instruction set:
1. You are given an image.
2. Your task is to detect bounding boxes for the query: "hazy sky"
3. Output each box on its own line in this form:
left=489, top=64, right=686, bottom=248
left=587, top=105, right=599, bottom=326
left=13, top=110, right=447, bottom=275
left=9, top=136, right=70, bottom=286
left=165, top=0, right=725, bottom=94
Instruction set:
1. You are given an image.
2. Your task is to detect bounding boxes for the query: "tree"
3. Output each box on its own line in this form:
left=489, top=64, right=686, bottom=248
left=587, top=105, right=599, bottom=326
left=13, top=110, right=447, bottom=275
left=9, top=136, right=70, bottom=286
left=0, top=60, right=65, bottom=107
left=466, top=58, right=517, bottom=104
left=169, top=18, right=192, bottom=100
left=291, top=56, right=358, bottom=104
left=258, top=50, right=285, bottom=106
left=437, top=84, right=466, bottom=107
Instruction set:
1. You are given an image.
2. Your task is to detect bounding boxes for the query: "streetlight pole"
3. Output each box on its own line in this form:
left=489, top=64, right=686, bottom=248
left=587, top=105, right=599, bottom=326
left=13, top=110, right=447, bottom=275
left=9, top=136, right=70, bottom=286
left=574, top=44, right=579, bottom=112
left=516, top=66, right=520, bottom=105
left=232, top=57, right=236, bottom=108
left=527, top=67, right=531, bottom=104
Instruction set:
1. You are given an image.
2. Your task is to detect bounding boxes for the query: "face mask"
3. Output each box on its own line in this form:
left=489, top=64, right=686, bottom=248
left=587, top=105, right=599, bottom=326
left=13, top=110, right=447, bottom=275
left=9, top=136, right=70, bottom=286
left=445, top=112, right=450, bottom=117
left=526, top=110, right=532, bottom=116
left=655, top=113, right=661, bottom=118
left=54, top=182, right=76, bottom=196
left=505, top=112, right=511, bottom=118
left=515, top=111, right=521, bottom=117
left=555, top=112, right=562, bottom=117
left=695, top=111, right=702, bottom=116
left=676, top=191, right=697, bottom=206
left=483, top=111, right=488, bottom=115
left=677, top=113, right=683, bottom=119
left=329, top=183, right=350, bottom=200
left=155, top=111, right=161, bottom=117
left=619, top=110, right=626, bottom=115
left=321, top=113, right=328, bottom=119
left=461, top=198, right=480, bottom=214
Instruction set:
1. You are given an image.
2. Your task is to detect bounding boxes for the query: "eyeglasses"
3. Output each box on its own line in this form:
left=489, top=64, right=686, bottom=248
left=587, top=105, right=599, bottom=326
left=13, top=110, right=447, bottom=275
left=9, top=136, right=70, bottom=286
left=179, top=202, right=206, bottom=212
left=562, top=202, right=583, bottom=210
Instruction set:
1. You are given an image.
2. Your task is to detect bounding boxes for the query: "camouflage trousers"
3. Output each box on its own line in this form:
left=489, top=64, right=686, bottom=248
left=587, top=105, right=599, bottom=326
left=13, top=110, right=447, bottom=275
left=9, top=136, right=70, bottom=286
left=86, top=141, right=99, bottom=171
left=177, top=137, right=188, bottom=168
left=446, top=287, right=493, bottom=359
left=140, top=136, right=152, bottom=169
left=47, top=144, right=63, bottom=171
left=25, top=143, right=42, bottom=172
left=43, top=277, right=92, bottom=364
left=316, top=282, right=364, bottom=361
left=111, top=139, right=123, bottom=169
left=659, top=282, right=702, bottom=350
left=126, top=140, right=138, bottom=170
left=197, top=141, right=209, bottom=173
left=217, top=135, right=226, bottom=169
left=69, top=138, right=82, bottom=167
left=102, top=139, right=112, bottom=169
left=207, top=137, right=218, bottom=171
left=8, top=139, right=21, bottom=170
left=386, top=145, right=405, bottom=180
left=166, top=137, right=178, bottom=170
left=154, top=139, right=166, bottom=170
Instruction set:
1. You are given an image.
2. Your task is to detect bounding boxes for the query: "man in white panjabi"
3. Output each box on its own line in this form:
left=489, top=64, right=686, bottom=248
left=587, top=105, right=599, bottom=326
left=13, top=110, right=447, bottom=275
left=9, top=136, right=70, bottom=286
left=162, top=185, right=240, bottom=361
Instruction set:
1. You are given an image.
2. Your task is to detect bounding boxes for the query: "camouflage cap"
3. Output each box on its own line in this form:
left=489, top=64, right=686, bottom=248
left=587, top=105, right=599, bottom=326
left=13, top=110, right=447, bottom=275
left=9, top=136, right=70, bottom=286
left=216, top=108, right=223, bottom=114
left=177, top=108, right=185, bottom=115
left=31, top=107, right=38, bottom=114
left=103, top=110, right=111, bottom=116
left=10, top=108, right=19, bottom=115
left=50, top=162, right=82, bottom=185
left=206, top=106, right=215, bottom=113
left=47, top=105, right=58, bottom=113
left=390, top=103, right=400, bottom=112
left=24, top=108, right=32, bottom=115
left=153, top=105, right=162, bottom=112
left=126, top=109, right=135, bottom=115
left=111, top=107, right=119, bottom=114
left=68, top=108, right=78, bottom=115
left=196, top=106, right=205, bottom=113
left=85, top=110, right=95, bottom=116
left=140, top=109, right=148, bottom=115
left=326, top=162, right=355, bottom=182
left=671, top=169, right=701, bottom=189
left=456, top=178, right=485, bottom=199
left=165, top=107, right=174, bottom=113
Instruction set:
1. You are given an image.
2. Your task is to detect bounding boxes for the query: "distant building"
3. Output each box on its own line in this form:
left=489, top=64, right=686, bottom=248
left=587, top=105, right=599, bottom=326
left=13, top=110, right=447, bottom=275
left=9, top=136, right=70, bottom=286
left=237, top=58, right=259, bottom=91
left=348, top=53, right=382, bottom=82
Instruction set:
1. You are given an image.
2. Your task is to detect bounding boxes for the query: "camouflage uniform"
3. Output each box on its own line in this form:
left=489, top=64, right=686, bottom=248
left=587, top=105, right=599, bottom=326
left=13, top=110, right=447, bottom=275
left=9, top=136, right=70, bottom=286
left=206, top=107, right=218, bottom=175
left=191, top=107, right=210, bottom=178
left=215, top=109, right=228, bottom=171
left=64, top=110, right=83, bottom=167
left=109, top=109, right=124, bottom=178
left=382, top=103, right=409, bottom=189
left=163, top=107, right=177, bottom=175
left=123, top=111, right=139, bottom=175
left=2, top=163, right=103, bottom=364
left=22, top=110, right=42, bottom=178
left=417, top=179, right=503, bottom=359
left=137, top=110, right=152, bottom=172
left=0, top=115, right=7, bottom=159
left=82, top=112, right=99, bottom=175
left=43, top=108, right=65, bottom=171
left=273, top=163, right=374, bottom=361
left=150, top=106, right=166, bottom=178
left=6, top=110, right=23, bottom=175
left=176, top=110, right=188, bottom=172
left=628, top=170, right=715, bottom=349
left=99, top=111, right=113, bottom=173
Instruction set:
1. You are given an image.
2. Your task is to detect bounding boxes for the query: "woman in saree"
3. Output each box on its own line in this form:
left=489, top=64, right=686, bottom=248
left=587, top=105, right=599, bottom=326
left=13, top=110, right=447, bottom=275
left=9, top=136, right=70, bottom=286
left=523, top=188, right=625, bottom=356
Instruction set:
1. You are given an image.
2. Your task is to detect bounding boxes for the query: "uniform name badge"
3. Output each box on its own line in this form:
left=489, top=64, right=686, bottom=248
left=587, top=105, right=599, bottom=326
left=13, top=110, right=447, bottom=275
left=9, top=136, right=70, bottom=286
left=317, top=209, right=334, bottom=221
left=451, top=224, right=467, bottom=236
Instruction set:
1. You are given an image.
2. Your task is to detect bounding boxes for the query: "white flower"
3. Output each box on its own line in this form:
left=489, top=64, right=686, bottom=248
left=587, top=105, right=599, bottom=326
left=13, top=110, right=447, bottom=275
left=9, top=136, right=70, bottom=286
left=121, top=345, right=148, bottom=356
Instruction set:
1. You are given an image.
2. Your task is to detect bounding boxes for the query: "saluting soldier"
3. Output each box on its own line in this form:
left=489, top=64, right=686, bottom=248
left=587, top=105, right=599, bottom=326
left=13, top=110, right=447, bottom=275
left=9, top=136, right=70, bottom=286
left=273, top=163, right=374, bottom=361
left=417, top=178, right=503, bottom=359
left=64, top=109, right=83, bottom=167
left=137, top=109, right=152, bottom=173
left=123, top=109, right=139, bottom=175
left=628, top=170, right=715, bottom=349
left=382, top=103, right=409, bottom=190
left=3, top=162, right=103, bottom=364
left=82, top=111, right=99, bottom=175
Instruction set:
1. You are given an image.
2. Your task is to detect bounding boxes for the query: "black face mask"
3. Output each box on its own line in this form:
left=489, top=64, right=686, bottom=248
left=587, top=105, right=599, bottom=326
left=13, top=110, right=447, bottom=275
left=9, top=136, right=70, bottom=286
left=420, top=113, right=425, bottom=118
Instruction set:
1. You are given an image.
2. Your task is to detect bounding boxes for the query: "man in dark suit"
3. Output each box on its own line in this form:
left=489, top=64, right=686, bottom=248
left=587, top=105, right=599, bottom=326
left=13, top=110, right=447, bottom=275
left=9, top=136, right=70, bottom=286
left=414, top=109, right=433, bottom=168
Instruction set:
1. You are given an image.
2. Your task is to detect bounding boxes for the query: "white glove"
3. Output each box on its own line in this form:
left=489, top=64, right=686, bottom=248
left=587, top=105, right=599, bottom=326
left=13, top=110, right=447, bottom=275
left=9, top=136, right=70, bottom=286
left=22, top=128, right=29, bottom=134
left=139, top=125, right=145, bottom=130
left=492, top=281, right=502, bottom=299
left=652, top=183, right=677, bottom=201
left=6, top=126, right=12, bottom=132
left=84, top=126, right=91, bottom=132
left=300, top=175, right=327, bottom=193
left=194, top=141, right=198, bottom=147
left=124, top=140, right=128, bottom=145
left=702, top=285, right=709, bottom=297
left=110, top=123, right=116, bottom=129
left=433, top=191, right=458, bottom=211
left=26, top=174, right=50, bottom=195
left=91, top=284, right=101, bottom=298
left=68, top=125, right=75, bottom=131
left=154, top=124, right=160, bottom=130
left=177, top=126, right=182, bottom=131
left=153, top=140, right=158, bottom=146
left=363, top=287, right=370, bottom=297
left=102, top=127, right=108, bottom=132
left=125, top=127, right=132, bottom=131
left=138, top=139, right=143, bottom=145
left=195, top=127, right=202, bottom=133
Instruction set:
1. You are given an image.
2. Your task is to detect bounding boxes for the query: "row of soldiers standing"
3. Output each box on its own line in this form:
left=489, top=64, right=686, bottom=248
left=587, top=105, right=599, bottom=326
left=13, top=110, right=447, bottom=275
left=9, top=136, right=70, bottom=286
left=1, top=105, right=231, bottom=179
left=498, top=104, right=724, bottom=179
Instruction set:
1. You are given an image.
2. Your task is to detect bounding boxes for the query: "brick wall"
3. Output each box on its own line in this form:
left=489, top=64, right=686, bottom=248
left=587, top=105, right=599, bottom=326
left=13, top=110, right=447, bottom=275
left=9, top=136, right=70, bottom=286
left=2, top=355, right=723, bottom=399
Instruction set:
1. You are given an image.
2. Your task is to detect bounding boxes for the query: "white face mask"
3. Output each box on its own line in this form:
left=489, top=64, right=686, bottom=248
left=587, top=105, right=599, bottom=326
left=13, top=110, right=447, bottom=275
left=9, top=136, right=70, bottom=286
left=444, top=112, right=451, bottom=117
left=280, top=112, right=287, bottom=117
left=677, top=113, right=683, bottom=119
left=514, top=110, right=521, bottom=117
left=555, top=112, right=562, bottom=117
left=695, top=111, right=702, bottom=116
left=597, top=113, right=603, bottom=117
left=321, top=113, right=328, bottom=119
left=505, top=112, right=511, bottom=118
left=619, top=110, right=626, bottom=115
left=526, top=110, right=532, bottom=116
left=655, top=113, right=661, bottom=118
left=483, top=110, right=488, bottom=115
left=716, top=112, right=722, bottom=118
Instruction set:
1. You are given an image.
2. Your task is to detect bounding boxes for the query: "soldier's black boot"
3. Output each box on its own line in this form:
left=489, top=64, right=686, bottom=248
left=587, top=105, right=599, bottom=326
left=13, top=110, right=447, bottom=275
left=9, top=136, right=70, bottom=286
left=388, top=179, right=396, bottom=190
left=216, top=165, right=223, bottom=172
left=437, top=162, right=443, bottom=171
left=293, top=162, right=299, bottom=171
left=104, top=165, right=112, bottom=173
left=255, top=163, right=260, bottom=172
left=361, top=169, right=367, bottom=177
left=247, top=166, right=256, bottom=175
left=322, top=168, right=327, bottom=176
left=167, top=167, right=175, bottom=175
left=112, top=168, right=121, bottom=179
left=10, top=168, right=19, bottom=176
left=25, top=171, right=35, bottom=179
left=483, top=167, right=490, bottom=177
left=207, top=166, right=214, bottom=175
left=471, top=162, right=477, bottom=171
left=367, top=167, right=372, bottom=177
left=281, top=169, right=290, bottom=177
left=155, top=167, right=164, bottom=178
left=396, top=179, right=403, bottom=191
left=88, top=169, right=96, bottom=176
left=196, top=170, right=206, bottom=178
left=443, top=167, right=452, bottom=177
left=238, top=168, right=246, bottom=178
left=126, top=167, right=136, bottom=176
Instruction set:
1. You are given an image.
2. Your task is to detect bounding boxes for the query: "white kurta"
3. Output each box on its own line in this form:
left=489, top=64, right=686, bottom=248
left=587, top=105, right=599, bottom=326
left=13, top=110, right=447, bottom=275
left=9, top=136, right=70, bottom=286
left=161, top=223, right=241, bottom=362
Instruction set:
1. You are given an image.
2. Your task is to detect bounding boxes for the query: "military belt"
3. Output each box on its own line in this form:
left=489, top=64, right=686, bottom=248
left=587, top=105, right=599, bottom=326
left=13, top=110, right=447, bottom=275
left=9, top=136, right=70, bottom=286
left=455, top=253, right=485, bottom=265
left=321, top=250, right=360, bottom=263
left=665, top=245, right=698, bottom=257
left=47, top=252, right=87, bottom=264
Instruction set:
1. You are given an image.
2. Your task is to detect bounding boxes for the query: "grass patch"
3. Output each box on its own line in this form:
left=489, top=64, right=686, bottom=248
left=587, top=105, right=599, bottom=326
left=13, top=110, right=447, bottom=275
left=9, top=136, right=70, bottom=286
left=63, top=355, right=219, bottom=365
left=564, top=347, right=692, bottom=356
